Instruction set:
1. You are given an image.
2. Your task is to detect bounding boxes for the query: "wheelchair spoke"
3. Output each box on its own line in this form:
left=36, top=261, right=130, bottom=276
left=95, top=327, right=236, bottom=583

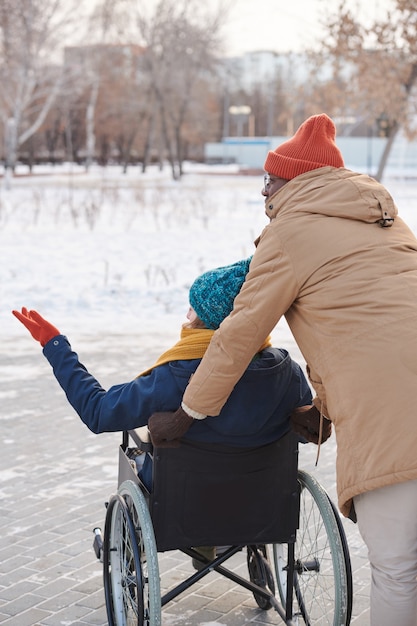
left=294, top=496, right=339, bottom=620
left=103, top=482, right=161, bottom=626
left=273, top=470, right=352, bottom=625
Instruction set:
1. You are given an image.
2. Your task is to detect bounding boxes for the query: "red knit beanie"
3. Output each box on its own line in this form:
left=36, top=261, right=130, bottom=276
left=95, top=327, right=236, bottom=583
left=264, top=113, right=344, bottom=180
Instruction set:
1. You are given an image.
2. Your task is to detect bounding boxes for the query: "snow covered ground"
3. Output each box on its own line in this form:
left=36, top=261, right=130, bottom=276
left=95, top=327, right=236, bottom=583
left=1, top=162, right=304, bottom=376
left=2, top=164, right=265, bottom=344
left=2, top=161, right=417, bottom=364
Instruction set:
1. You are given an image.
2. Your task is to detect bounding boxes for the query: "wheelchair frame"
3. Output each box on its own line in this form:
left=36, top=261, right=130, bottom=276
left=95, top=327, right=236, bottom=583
left=94, top=429, right=352, bottom=626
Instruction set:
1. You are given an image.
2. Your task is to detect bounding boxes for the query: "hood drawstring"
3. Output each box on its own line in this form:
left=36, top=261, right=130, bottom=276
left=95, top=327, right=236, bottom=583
left=315, top=402, right=324, bottom=467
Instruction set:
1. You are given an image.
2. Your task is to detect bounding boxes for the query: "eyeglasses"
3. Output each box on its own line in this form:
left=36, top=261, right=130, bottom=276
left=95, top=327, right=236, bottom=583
left=263, top=173, right=272, bottom=193
left=263, top=173, right=289, bottom=195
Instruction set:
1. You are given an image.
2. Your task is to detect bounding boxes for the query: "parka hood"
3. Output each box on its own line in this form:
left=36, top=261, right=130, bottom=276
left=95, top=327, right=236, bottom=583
left=265, top=166, right=398, bottom=228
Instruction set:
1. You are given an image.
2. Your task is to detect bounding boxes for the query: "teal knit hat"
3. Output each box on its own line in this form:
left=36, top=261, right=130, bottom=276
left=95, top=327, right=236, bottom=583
left=189, top=257, right=252, bottom=330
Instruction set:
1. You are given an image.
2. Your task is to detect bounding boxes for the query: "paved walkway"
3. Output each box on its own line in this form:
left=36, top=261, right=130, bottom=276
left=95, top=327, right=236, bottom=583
left=0, top=334, right=370, bottom=625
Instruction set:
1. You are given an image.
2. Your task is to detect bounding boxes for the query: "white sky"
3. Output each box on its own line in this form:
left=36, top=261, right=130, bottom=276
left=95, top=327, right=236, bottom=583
left=217, top=0, right=394, bottom=56
left=85, top=0, right=394, bottom=56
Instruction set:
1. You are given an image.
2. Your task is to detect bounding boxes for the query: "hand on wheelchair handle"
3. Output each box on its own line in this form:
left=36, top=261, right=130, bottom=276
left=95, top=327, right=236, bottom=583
left=290, top=405, right=332, bottom=445
left=148, top=407, right=194, bottom=448
left=12, top=308, right=60, bottom=347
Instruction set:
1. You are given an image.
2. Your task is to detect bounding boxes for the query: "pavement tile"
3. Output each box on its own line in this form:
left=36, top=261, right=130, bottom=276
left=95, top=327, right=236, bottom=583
left=0, top=608, right=52, bottom=625
left=75, top=589, right=106, bottom=611
left=0, top=556, right=35, bottom=575
left=206, top=589, right=253, bottom=613
left=0, top=581, right=42, bottom=602
left=39, top=602, right=93, bottom=625
left=37, top=589, right=88, bottom=612
left=0, top=593, right=48, bottom=618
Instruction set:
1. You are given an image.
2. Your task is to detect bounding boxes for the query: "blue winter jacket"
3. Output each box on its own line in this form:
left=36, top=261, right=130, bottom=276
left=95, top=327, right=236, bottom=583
left=43, top=335, right=312, bottom=447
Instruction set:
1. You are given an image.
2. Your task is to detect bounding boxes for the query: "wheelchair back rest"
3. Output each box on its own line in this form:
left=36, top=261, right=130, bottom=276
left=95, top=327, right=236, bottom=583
left=150, top=431, right=300, bottom=552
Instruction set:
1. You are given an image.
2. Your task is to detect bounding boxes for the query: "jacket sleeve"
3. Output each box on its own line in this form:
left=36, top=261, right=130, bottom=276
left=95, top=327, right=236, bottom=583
left=42, top=335, right=178, bottom=433
left=183, top=223, right=300, bottom=416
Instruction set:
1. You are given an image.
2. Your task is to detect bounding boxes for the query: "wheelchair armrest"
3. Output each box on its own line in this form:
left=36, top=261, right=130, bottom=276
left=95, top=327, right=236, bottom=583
left=127, top=427, right=154, bottom=453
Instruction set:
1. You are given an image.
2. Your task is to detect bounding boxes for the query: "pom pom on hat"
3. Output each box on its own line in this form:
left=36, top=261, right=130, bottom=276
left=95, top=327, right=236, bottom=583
left=189, top=257, right=252, bottom=330
left=264, top=113, right=344, bottom=180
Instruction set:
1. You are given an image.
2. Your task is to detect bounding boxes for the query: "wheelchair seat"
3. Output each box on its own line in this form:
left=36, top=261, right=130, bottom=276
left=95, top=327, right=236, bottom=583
left=120, top=430, right=300, bottom=552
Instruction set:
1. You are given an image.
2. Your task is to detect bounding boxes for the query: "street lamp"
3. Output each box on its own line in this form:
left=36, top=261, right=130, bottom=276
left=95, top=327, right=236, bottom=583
left=228, top=105, right=252, bottom=137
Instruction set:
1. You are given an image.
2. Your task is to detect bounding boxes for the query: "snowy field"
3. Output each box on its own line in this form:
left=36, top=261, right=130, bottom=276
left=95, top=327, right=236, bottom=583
left=2, top=163, right=266, bottom=345
left=2, top=161, right=417, bottom=364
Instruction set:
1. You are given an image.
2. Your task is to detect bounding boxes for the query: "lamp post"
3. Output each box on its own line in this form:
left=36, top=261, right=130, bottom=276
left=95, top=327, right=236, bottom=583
left=228, top=105, right=252, bottom=137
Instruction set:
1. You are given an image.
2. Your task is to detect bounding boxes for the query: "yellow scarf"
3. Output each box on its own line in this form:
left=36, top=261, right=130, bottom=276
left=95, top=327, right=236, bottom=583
left=138, top=325, right=272, bottom=377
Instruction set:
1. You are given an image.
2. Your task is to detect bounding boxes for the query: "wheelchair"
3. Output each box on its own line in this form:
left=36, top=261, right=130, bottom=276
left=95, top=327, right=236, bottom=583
left=93, top=427, right=353, bottom=626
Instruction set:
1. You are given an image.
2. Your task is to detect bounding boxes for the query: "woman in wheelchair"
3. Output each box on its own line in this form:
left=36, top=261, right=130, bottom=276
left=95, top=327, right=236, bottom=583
left=13, top=257, right=311, bottom=455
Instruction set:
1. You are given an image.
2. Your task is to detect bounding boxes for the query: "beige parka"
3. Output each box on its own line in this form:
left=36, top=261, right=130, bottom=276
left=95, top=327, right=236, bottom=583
left=183, top=166, right=417, bottom=517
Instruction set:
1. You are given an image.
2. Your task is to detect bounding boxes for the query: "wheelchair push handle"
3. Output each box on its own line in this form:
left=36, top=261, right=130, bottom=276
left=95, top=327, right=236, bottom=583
left=123, top=427, right=154, bottom=453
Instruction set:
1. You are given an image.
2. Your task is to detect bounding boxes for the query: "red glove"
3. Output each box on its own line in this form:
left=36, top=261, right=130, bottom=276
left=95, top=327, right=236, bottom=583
left=12, top=308, right=60, bottom=347
left=148, top=407, right=194, bottom=448
left=290, top=405, right=332, bottom=444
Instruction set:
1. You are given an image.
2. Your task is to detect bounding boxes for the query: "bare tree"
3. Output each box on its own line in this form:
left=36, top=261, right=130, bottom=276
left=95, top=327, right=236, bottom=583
left=79, top=0, right=129, bottom=171
left=135, top=0, right=227, bottom=179
left=0, top=0, right=81, bottom=182
left=94, top=45, right=151, bottom=172
left=318, top=0, right=417, bottom=180
left=65, top=0, right=153, bottom=172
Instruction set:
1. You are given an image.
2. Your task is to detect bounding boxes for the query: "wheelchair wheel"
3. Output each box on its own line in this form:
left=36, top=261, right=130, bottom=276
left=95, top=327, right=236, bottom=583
left=326, top=493, right=353, bottom=626
left=103, top=479, right=161, bottom=626
left=247, top=545, right=275, bottom=610
left=273, top=470, right=352, bottom=625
